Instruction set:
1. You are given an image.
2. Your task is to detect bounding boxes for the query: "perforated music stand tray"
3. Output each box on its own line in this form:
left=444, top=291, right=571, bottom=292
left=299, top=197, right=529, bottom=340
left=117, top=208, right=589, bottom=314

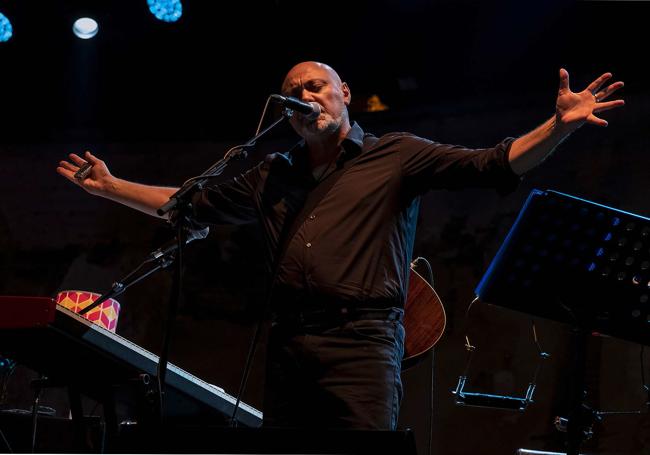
left=475, top=189, right=650, bottom=346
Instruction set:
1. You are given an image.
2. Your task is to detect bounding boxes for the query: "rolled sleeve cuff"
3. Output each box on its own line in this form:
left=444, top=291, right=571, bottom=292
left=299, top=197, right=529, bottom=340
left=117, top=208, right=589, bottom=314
left=497, top=137, right=523, bottom=196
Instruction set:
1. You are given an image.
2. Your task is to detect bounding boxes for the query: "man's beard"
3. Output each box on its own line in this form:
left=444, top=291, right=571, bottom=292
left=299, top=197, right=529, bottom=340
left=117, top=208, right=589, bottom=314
left=303, top=114, right=341, bottom=137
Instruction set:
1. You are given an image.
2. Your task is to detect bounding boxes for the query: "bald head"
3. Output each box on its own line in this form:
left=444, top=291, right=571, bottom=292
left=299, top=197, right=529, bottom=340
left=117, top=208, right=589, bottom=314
left=281, top=61, right=343, bottom=95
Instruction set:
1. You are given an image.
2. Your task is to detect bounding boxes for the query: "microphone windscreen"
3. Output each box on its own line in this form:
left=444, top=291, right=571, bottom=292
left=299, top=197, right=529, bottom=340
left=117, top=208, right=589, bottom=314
left=305, top=102, right=321, bottom=120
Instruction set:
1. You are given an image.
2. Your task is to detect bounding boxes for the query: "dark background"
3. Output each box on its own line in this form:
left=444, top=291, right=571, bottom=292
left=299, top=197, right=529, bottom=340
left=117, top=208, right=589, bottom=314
left=1, top=1, right=649, bottom=454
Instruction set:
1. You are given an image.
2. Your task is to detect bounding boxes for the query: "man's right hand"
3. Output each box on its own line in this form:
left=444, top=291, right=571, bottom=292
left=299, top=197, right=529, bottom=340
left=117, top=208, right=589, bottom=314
left=57, top=150, right=179, bottom=218
left=57, top=151, right=113, bottom=197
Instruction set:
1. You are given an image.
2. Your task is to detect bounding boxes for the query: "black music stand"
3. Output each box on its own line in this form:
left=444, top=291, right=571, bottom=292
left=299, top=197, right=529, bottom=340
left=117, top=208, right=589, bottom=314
left=474, top=189, right=650, bottom=455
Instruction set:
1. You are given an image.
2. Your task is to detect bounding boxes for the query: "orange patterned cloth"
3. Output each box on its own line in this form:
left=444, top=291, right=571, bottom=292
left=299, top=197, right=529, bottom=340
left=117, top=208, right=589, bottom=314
left=55, top=290, right=120, bottom=333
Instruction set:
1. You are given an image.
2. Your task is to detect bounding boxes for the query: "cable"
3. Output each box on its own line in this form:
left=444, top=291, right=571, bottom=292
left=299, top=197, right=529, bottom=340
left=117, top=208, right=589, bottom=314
left=228, top=102, right=279, bottom=425
left=529, top=320, right=550, bottom=388
left=594, top=345, right=649, bottom=417
left=230, top=310, right=265, bottom=426
left=427, top=349, right=435, bottom=455
left=411, top=256, right=434, bottom=287
left=464, top=295, right=479, bottom=320
left=0, top=427, right=13, bottom=453
left=255, top=96, right=275, bottom=137
left=640, top=346, right=650, bottom=411
left=180, top=95, right=276, bottom=190
left=410, top=256, right=435, bottom=455
left=641, top=346, right=646, bottom=388
left=178, top=150, right=235, bottom=187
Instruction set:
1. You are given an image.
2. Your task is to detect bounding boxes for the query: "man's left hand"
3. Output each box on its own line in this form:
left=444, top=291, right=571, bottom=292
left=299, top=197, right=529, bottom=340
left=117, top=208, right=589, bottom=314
left=556, top=68, right=625, bottom=132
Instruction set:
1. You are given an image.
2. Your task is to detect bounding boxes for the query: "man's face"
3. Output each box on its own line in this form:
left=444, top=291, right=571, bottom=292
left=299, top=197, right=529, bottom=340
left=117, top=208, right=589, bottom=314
left=281, top=62, right=351, bottom=139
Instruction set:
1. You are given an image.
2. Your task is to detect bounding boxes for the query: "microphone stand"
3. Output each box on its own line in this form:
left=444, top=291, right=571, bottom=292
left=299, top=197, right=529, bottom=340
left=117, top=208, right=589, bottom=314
left=153, top=111, right=291, bottom=424
left=73, top=230, right=196, bottom=428
left=78, top=245, right=177, bottom=316
left=156, top=114, right=288, bottom=217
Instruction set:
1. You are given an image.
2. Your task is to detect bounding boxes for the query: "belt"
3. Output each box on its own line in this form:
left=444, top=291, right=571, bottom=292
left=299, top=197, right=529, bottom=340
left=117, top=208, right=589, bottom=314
left=272, top=305, right=403, bottom=331
left=270, top=286, right=403, bottom=330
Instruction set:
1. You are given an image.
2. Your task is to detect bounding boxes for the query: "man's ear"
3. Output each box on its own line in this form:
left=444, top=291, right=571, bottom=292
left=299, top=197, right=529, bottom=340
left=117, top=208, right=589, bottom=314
left=342, top=82, right=351, bottom=106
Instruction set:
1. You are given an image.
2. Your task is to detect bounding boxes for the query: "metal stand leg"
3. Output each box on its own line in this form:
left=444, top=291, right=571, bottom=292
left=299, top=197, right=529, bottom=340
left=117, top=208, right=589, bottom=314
left=29, top=376, right=46, bottom=453
left=68, top=387, right=86, bottom=452
left=101, top=388, right=118, bottom=453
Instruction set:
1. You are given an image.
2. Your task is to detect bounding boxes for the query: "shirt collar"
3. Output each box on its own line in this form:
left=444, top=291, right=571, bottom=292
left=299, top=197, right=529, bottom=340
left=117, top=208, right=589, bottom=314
left=342, top=122, right=365, bottom=154
left=286, top=121, right=366, bottom=172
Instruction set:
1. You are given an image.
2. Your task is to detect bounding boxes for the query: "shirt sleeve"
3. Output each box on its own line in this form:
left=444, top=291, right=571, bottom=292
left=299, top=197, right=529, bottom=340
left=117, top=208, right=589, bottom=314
left=190, top=162, right=263, bottom=226
left=396, top=133, right=521, bottom=196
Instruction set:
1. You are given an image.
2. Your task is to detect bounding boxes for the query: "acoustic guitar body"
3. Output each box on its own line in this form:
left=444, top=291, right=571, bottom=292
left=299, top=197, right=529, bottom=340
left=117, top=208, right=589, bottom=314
left=402, top=268, right=446, bottom=369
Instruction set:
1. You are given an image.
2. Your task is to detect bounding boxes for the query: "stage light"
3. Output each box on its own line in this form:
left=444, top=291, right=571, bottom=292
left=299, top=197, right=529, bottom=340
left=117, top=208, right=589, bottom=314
left=72, top=17, right=99, bottom=39
left=0, top=12, right=13, bottom=42
left=147, top=0, right=183, bottom=23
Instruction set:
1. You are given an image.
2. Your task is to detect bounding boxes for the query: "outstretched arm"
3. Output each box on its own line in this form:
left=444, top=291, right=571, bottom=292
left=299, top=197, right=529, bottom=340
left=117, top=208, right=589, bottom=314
left=57, top=151, right=177, bottom=218
left=508, top=69, right=624, bottom=175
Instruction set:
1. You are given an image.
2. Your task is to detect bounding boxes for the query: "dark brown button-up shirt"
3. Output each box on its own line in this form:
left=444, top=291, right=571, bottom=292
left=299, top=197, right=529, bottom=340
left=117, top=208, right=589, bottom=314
left=193, top=122, right=519, bottom=308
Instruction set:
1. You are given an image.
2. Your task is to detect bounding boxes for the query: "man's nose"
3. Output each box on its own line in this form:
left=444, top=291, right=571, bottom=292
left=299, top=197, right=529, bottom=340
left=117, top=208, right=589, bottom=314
left=299, top=89, right=315, bottom=102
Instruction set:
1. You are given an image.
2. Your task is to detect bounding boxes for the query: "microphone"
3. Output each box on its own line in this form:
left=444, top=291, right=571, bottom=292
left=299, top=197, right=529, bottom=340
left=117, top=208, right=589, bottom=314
left=270, top=94, right=321, bottom=120
left=149, top=226, right=210, bottom=260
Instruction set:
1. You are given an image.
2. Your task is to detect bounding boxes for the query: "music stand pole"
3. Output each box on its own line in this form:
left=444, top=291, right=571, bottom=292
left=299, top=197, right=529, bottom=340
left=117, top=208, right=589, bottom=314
left=566, top=327, right=588, bottom=455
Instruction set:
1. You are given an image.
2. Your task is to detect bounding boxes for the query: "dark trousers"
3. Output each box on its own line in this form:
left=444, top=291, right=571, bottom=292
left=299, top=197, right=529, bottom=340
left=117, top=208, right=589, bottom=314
left=262, top=308, right=404, bottom=430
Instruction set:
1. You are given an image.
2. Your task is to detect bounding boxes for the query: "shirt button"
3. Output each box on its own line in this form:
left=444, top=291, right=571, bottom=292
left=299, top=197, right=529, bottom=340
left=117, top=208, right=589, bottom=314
left=306, top=242, right=312, bottom=248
